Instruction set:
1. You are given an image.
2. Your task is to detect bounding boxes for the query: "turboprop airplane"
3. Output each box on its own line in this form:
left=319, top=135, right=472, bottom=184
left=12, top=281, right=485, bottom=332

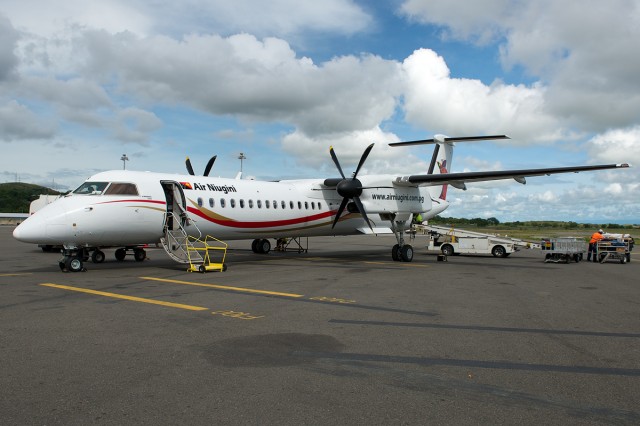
left=13, top=134, right=630, bottom=272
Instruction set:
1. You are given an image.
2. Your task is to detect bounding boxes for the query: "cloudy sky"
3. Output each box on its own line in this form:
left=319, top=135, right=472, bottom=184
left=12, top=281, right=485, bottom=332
left=1, top=0, right=638, bottom=223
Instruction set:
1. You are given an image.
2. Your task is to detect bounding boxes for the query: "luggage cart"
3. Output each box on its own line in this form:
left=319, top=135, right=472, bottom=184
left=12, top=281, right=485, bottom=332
left=596, top=238, right=631, bottom=264
left=541, top=238, right=587, bottom=263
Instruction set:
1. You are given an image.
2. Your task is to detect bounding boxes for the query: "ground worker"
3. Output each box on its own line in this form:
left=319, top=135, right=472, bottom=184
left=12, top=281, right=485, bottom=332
left=587, top=229, right=605, bottom=262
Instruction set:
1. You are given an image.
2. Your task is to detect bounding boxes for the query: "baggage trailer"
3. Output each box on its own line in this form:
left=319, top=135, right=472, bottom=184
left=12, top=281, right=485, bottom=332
left=596, top=237, right=633, bottom=264
left=541, top=238, right=587, bottom=263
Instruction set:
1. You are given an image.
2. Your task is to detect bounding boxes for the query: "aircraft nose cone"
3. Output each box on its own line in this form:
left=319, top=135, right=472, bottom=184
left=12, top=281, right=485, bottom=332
left=13, top=215, right=47, bottom=243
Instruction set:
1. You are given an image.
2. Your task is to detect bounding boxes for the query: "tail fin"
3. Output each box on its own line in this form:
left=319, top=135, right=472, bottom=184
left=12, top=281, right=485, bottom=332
left=431, top=136, right=453, bottom=200
left=390, top=134, right=509, bottom=201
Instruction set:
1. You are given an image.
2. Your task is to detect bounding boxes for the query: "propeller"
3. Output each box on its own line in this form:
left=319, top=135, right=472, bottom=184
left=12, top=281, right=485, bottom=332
left=185, top=155, right=217, bottom=176
left=325, top=143, right=375, bottom=231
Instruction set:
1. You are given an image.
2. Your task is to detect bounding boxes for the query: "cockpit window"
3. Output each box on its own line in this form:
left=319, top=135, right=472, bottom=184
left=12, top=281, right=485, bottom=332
left=73, top=181, right=109, bottom=195
left=104, top=183, right=139, bottom=195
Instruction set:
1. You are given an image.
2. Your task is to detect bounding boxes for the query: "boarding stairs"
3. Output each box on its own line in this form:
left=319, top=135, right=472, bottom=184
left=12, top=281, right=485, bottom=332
left=160, top=212, right=228, bottom=272
left=160, top=212, right=203, bottom=264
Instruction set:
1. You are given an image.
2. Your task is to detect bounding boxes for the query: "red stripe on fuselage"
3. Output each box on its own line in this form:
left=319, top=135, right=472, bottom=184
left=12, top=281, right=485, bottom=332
left=187, top=206, right=336, bottom=229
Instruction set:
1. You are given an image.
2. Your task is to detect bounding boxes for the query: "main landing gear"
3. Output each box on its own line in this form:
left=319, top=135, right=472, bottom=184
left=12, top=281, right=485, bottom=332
left=58, top=246, right=147, bottom=272
left=387, top=214, right=413, bottom=262
left=251, top=239, right=271, bottom=254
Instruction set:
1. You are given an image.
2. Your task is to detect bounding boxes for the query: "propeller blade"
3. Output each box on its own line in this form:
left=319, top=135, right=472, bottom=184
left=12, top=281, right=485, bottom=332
left=329, top=146, right=346, bottom=179
left=185, top=157, right=195, bottom=176
left=353, top=143, right=374, bottom=178
left=353, top=196, right=373, bottom=232
left=203, top=155, right=217, bottom=176
left=331, top=198, right=349, bottom=229
left=427, top=144, right=440, bottom=175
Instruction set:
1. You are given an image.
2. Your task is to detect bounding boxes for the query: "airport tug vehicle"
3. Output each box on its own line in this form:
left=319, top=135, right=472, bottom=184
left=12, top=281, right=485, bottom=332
left=421, top=224, right=533, bottom=258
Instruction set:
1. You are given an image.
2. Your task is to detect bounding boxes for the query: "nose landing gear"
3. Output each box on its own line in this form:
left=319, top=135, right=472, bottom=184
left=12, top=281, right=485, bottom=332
left=59, top=246, right=87, bottom=272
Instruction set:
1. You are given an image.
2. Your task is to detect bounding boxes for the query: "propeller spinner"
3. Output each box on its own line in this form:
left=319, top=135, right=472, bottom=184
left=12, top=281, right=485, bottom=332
left=326, top=143, right=375, bottom=231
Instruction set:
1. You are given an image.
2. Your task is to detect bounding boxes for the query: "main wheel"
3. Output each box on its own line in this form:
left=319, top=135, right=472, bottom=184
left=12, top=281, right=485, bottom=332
left=115, top=248, right=126, bottom=261
left=391, top=244, right=400, bottom=261
left=258, top=239, right=271, bottom=254
left=133, top=249, right=146, bottom=262
left=491, top=245, right=506, bottom=258
left=251, top=239, right=260, bottom=253
left=441, top=244, right=454, bottom=256
left=92, top=250, right=106, bottom=263
left=65, top=257, right=84, bottom=272
left=400, top=245, right=414, bottom=262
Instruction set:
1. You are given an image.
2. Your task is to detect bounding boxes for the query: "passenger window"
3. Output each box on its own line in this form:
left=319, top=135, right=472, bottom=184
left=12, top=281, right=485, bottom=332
left=266, top=200, right=270, bottom=209
left=311, top=202, right=315, bottom=210
left=240, top=199, right=245, bottom=208
left=273, top=200, right=277, bottom=209
left=317, top=202, right=322, bottom=210
left=230, top=199, right=236, bottom=208
left=209, top=198, right=214, bottom=208
left=220, top=198, right=226, bottom=208
left=257, top=200, right=262, bottom=208
left=289, top=201, right=294, bottom=209
left=281, top=201, right=286, bottom=209
left=305, top=202, right=309, bottom=210
left=249, top=200, right=254, bottom=208
left=298, top=201, right=302, bottom=209
left=197, top=197, right=203, bottom=207
left=104, top=183, right=139, bottom=195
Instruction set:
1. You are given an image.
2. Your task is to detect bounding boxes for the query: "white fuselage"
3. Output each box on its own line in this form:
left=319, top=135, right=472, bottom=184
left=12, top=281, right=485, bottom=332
left=13, top=170, right=449, bottom=247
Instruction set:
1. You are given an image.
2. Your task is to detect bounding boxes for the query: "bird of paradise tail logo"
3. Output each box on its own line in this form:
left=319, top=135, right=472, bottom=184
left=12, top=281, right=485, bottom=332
left=438, top=160, right=448, bottom=200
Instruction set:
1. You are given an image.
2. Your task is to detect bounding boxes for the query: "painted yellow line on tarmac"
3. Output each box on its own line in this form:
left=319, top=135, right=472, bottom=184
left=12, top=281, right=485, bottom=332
left=40, top=283, right=208, bottom=311
left=0, top=273, right=33, bottom=277
left=140, top=276, right=305, bottom=298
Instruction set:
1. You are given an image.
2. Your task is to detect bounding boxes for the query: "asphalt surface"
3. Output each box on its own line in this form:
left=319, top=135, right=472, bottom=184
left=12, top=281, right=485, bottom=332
left=1, top=225, right=639, bottom=425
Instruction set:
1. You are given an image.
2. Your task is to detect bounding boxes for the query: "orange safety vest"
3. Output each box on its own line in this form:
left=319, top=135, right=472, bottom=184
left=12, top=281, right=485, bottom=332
left=589, top=232, right=604, bottom=244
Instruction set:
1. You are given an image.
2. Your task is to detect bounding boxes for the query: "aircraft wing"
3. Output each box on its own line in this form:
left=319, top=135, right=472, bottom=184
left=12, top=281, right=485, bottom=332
left=392, top=163, right=631, bottom=189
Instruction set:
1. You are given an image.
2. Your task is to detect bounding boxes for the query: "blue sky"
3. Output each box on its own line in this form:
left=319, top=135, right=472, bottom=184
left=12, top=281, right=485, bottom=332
left=1, top=0, right=638, bottom=223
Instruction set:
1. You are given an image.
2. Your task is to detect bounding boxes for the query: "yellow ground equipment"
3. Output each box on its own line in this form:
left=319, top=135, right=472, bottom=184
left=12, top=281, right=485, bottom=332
left=186, top=235, right=228, bottom=273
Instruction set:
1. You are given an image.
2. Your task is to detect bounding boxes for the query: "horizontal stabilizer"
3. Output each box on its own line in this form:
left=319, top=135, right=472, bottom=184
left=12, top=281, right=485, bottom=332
left=389, top=135, right=509, bottom=147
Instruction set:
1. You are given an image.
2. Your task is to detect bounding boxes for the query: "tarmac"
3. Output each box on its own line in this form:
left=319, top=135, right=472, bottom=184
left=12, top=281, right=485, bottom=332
left=1, top=225, right=639, bottom=425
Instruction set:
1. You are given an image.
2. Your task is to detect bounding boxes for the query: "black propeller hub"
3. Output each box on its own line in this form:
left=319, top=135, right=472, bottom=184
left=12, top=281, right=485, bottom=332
left=336, top=178, right=363, bottom=199
left=328, top=143, right=375, bottom=231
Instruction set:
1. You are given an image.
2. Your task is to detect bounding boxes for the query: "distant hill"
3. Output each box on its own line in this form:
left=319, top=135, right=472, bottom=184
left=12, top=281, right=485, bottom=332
left=0, top=183, right=62, bottom=213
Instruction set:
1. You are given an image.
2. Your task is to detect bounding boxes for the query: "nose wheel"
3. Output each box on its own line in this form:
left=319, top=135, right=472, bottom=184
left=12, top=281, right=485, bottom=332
left=59, top=250, right=87, bottom=272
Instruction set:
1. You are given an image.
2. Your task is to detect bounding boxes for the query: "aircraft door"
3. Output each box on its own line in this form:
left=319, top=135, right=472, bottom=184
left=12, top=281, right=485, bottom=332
left=161, top=181, right=188, bottom=230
